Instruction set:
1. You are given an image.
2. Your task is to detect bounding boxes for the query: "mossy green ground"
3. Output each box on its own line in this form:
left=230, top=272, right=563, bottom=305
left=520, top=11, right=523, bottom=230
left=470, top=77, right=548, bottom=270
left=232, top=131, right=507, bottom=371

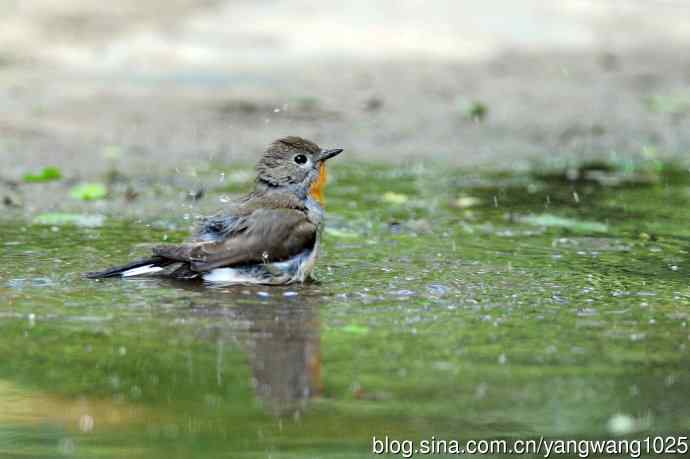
left=1, top=161, right=689, bottom=458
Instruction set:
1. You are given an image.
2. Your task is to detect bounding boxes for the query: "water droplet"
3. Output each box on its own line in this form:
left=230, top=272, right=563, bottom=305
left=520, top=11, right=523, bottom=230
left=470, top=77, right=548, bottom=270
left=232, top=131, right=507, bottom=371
left=130, top=385, right=142, bottom=399
left=59, top=438, right=76, bottom=455
left=475, top=382, right=488, bottom=399
left=427, top=284, right=449, bottom=296
left=79, top=414, right=94, bottom=433
left=607, top=413, right=635, bottom=435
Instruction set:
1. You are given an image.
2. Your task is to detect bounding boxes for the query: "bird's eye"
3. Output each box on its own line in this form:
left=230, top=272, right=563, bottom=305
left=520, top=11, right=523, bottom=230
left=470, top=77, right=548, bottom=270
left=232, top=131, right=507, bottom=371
left=294, top=154, right=308, bottom=165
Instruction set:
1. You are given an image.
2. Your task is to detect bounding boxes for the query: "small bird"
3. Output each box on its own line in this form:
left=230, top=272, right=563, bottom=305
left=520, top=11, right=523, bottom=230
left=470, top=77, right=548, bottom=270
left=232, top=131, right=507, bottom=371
left=86, top=137, right=343, bottom=285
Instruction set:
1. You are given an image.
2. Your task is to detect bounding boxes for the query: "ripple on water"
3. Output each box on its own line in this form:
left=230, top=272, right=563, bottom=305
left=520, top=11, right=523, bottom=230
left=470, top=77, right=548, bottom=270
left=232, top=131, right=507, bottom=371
left=1, top=162, right=690, bottom=456
left=8, top=277, right=55, bottom=289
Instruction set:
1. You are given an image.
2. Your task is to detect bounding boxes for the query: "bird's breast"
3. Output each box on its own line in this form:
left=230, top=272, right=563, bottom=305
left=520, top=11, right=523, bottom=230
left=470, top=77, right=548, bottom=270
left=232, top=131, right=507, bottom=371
left=309, top=162, right=327, bottom=205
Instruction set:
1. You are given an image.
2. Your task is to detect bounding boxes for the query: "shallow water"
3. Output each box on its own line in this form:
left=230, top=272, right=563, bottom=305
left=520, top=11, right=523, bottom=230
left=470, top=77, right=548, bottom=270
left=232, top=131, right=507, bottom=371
left=1, top=161, right=689, bottom=458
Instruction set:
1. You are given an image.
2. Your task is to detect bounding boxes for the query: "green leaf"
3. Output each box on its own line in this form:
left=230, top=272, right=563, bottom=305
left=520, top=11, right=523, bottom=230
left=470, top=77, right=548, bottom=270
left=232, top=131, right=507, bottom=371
left=645, top=94, right=690, bottom=115
left=520, top=214, right=608, bottom=233
left=465, top=100, right=488, bottom=121
left=382, top=191, right=408, bottom=204
left=33, top=213, right=105, bottom=227
left=70, top=183, right=107, bottom=201
left=325, top=227, right=359, bottom=239
left=101, top=144, right=124, bottom=159
left=453, top=196, right=481, bottom=208
left=342, top=324, right=369, bottom=335
left=22, top=166, right=62, bottom=183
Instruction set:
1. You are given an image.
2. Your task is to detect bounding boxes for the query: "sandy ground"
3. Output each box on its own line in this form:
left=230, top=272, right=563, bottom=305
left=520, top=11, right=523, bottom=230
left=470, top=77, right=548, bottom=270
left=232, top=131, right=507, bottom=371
left=1, top=0, right=690, bottom=183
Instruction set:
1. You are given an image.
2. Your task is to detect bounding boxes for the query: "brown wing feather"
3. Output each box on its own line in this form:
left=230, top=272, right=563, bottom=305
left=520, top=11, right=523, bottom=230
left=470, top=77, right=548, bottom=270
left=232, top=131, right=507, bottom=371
left=153, top=208, right=316, bottom=272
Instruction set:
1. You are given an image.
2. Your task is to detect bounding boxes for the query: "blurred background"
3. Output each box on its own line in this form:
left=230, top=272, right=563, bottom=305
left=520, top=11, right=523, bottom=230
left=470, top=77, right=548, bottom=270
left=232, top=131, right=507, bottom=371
left=2, top=0, right=690, bottom=179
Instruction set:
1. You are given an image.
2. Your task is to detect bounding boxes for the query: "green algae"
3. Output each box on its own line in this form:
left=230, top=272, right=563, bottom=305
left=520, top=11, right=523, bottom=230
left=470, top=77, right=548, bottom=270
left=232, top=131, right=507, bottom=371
left=0, top=160, right=689, bottom=458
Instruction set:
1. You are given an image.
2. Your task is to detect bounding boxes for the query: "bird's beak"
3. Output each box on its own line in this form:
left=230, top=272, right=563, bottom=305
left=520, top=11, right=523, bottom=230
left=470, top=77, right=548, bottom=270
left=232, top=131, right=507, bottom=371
left=318, top=148, right=343, bottom=161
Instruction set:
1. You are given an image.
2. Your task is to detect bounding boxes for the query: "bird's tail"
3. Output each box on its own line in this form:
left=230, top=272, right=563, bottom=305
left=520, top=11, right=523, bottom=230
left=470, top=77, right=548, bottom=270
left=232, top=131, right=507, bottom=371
left=84, top=256, right=177, bottom=279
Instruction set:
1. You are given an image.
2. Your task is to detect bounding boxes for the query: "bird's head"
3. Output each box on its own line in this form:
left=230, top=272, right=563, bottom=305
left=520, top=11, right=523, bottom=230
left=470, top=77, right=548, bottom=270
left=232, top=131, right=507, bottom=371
left=255, top=136, right=343, bottom=204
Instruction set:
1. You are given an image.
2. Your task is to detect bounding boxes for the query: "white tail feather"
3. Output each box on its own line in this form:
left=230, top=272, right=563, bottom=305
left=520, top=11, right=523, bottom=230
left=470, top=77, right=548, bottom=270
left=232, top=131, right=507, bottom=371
left=122, top=264, right=164, bottom=277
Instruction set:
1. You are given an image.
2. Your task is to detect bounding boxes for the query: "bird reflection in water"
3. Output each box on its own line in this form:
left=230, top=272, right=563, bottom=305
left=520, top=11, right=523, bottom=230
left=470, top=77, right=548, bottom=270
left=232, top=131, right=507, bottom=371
left=178, top=282, right=324, bottom=417
left=245, top=297, right=322, bottom=416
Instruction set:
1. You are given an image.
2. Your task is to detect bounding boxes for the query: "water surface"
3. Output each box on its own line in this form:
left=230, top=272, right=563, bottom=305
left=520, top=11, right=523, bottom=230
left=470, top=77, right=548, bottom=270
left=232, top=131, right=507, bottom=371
left=1, top=161, right=689, bottom=458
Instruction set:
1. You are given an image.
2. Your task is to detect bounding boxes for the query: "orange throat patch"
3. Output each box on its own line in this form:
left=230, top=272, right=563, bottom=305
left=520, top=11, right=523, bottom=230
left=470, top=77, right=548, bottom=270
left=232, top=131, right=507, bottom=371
left=309, top=162, right=327, bottom=205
